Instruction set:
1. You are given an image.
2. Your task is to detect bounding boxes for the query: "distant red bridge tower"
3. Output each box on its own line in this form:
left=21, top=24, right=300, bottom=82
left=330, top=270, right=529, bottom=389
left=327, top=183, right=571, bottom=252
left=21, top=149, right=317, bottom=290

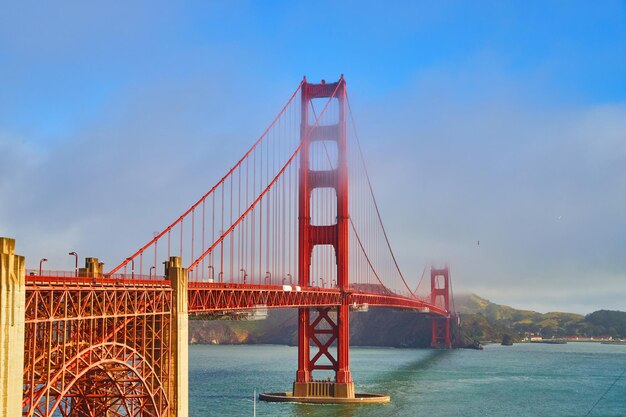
left=431, top=267, right=452, bottom=349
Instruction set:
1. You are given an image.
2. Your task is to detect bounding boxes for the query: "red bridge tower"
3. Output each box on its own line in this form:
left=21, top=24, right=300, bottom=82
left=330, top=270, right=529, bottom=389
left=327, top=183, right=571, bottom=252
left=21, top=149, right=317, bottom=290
left=431, top=267, right=452, bottom=349
left=293, top=76, right=355, bottom=399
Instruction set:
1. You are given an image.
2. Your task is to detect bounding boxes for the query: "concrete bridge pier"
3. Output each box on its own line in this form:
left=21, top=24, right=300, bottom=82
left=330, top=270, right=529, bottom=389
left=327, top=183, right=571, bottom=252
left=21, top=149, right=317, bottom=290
left=0, top=237, right=25, bottom=417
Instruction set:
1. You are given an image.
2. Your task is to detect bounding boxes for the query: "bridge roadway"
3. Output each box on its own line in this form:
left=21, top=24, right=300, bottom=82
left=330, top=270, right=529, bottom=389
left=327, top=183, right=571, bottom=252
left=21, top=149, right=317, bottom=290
left=25, top=275, right=448, bottom=316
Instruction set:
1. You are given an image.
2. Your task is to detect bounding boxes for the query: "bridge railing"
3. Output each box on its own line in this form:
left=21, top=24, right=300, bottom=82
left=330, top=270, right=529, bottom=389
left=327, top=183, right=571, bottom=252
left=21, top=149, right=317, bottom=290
left=26, top=269, right=77, bottom=278
left=28, top=269, right=167, bottom=280
left=26, top=270, right=169, bottom=286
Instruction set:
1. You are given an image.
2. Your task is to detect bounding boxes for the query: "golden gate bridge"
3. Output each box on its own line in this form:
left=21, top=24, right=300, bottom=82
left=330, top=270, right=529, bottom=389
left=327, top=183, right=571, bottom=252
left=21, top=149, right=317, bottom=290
left=0, top=76, right=455, bottom=416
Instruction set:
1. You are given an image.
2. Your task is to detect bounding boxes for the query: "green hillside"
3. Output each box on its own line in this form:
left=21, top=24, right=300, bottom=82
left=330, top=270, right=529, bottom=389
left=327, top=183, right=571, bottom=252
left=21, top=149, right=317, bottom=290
left=455, top=294, right=625, bottom=341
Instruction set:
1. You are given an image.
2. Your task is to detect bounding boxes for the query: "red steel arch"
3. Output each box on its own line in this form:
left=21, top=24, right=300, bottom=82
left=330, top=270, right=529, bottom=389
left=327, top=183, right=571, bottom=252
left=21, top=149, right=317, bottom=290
left=29, top=345, right=164, bottom=417
left=30, top=354, right=162, bottom=417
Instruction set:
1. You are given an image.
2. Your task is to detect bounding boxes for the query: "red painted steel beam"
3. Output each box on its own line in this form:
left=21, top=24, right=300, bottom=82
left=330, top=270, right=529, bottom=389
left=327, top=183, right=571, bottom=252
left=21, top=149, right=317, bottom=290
left=187, top=283, right=341, bottom=312
left=187, top=282, right=450, bottom=316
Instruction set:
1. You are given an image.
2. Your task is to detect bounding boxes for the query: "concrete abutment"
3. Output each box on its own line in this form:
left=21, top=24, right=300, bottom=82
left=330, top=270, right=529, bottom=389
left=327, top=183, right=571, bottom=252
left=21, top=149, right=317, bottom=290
left=166, top=256, right=189, bottom=417
left=0, top=237, right=25, bottom=417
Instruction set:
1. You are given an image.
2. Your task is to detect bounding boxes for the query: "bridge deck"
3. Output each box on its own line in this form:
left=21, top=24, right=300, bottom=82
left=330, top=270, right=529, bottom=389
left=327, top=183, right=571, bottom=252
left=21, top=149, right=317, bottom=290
left=25, top=276, right=448, bottom=317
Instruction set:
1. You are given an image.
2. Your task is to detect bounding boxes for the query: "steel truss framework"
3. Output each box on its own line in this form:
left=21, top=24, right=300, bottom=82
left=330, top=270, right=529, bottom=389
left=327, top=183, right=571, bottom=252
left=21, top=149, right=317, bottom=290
left=23, top=278, right=172, bottom=417
left=304, top=308, right=339, bottom=372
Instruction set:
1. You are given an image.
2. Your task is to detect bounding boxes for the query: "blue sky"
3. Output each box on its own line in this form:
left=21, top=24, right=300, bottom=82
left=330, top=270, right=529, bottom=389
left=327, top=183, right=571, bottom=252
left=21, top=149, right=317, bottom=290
left=1, top=1, right=625, bottom=313
left=2, top=2, right=625, bottom=140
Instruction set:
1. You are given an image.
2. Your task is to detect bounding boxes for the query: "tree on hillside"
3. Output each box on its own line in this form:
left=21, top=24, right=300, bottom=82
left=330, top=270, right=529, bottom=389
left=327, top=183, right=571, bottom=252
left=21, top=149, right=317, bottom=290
left=585, top=310, right=626, bottom=338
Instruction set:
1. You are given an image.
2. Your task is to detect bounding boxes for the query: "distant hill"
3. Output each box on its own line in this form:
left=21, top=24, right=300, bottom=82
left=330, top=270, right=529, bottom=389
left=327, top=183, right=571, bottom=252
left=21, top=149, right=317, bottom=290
left=188, top=294, right=626, bottom=347
left=455, top=294, right=626, bottom=341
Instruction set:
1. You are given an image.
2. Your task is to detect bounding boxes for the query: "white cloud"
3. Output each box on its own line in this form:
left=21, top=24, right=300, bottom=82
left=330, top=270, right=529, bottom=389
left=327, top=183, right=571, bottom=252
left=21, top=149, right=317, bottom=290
left=351, top=70, right=626, bottom=313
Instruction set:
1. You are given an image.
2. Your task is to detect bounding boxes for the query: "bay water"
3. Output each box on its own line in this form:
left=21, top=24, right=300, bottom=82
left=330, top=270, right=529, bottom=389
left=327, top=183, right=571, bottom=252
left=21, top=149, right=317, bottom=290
left=189, top=343, right=626, bottom=416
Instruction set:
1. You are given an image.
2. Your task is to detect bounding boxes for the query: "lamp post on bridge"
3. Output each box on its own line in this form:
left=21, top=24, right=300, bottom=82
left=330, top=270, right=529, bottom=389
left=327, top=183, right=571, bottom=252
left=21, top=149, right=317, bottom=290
left=149, top=266, right=156, bottom=280
left=208, top=265, right=214, bottom=283
left=265, top=271, right=271, bottom=285
left=240, top=268, right=247, bottom=284
left=39, top=258, right=48, bottom=276
left=68, top=252, right=78, bottom=277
